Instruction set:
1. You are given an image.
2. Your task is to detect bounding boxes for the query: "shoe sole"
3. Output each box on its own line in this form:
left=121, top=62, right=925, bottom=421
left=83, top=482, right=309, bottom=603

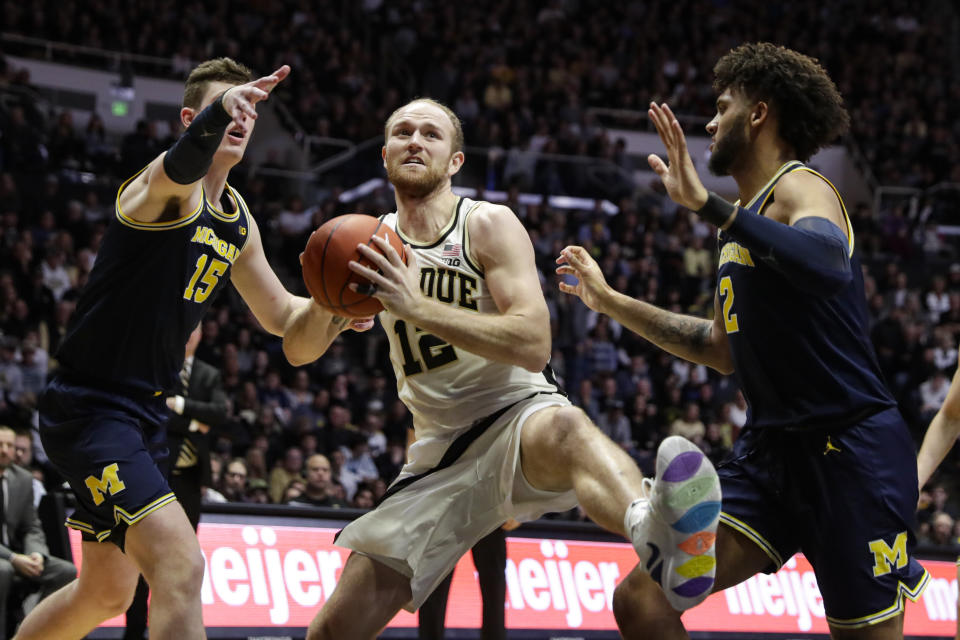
left=654, top=437, right=721, bottom=609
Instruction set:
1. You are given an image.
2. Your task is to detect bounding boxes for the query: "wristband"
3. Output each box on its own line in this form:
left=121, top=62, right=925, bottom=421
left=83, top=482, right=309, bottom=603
left=162, top=92, right=233, bottom=185
left=696, top=191, right=737, bottom=228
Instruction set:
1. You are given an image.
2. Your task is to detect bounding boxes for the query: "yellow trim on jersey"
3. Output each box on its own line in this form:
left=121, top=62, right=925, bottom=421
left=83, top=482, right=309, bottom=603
left=115, top=164, right=203, bottom=230
left=65, top=517, right=96, bottom=535
left=719, top=512, right=784, bottom=568
left=65, top=493, right=179, bottom=542
left=205, top=184, right=242, bottom=222
left=826, top=569, right=929, bottom=629
left=395, top=197, right=460, bottom=247
left=114, top=492, right=178, bottom=525
left=231, top=189, right=253, bottom=254
left=793, top=167, right=855, bottom=257
left=744, top=160, right=803, bottom=210
left=461, top=200, right=485, bottom=276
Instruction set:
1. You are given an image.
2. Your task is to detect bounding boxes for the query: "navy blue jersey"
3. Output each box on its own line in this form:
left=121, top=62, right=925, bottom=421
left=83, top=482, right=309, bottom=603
left=717, top=161, right=895, bottom=430
left=56, top=168, right=251, bottom=395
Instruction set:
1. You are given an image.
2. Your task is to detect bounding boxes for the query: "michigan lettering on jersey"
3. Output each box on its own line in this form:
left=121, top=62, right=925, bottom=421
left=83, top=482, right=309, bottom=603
left=419, top=267, right=478, bottom=310
left=718, top=242, right=755, bottom=268
left=190, top=226, right=241, bottom=264
left=868, top=531, right=908, bottom=577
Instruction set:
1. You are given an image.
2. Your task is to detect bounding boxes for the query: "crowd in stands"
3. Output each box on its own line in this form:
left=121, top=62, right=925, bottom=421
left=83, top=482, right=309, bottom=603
left=2, top=1, right=960, bottom=549
left=5, top=0, right=959, bottom=191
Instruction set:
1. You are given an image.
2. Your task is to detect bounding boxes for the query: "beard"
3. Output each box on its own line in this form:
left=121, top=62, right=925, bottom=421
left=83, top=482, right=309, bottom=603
left=707, top=112, right=749, bottom=176
left=387, top=159, right=449, bottom=198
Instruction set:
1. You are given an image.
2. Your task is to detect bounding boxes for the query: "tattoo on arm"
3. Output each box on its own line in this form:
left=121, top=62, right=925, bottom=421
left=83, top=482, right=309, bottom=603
left=647, top=311, right=712, bottom=351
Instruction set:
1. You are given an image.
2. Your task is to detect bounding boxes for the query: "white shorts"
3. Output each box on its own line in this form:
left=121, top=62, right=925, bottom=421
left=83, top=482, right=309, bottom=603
left=334, top=393, right=577, bottom=611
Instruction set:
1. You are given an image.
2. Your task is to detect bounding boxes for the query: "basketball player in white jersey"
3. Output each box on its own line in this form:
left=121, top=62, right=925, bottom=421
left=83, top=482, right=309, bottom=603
left=289, top=99, right=723, bottom=639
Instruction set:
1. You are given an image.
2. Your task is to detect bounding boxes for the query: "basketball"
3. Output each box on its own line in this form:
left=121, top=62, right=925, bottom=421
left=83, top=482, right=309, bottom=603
left=301, top=214, right=406, bottom=318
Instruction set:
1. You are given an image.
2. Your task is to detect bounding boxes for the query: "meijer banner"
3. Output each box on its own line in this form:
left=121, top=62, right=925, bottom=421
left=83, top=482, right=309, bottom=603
left=69, top=523, right=957, bottom=635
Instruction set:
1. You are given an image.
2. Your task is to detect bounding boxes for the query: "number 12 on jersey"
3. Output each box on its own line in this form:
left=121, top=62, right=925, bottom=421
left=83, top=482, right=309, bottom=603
left=394, top=319, right=458, bottom=375
left=719, top=275, right=739, bottom=333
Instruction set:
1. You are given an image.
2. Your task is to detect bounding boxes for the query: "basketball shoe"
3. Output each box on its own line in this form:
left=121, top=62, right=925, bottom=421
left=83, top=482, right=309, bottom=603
left=624, top=436, right=721, bottom=611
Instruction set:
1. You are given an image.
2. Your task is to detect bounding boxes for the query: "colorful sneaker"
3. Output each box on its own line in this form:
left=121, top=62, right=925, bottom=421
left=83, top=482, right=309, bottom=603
left=624, top=436, right=721, bottom=611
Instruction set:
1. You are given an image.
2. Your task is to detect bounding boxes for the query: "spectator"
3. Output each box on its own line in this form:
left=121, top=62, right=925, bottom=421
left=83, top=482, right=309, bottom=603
left=268, top=447, right=305, bottom=504
left=920, top=370, right=951, bottom=424
left=922, top=511, right=957, bottom=547
left=596, top=399, right=632, bottom=451
left=669, top=402, right=705, bottom=446
left=0, top=425, right=75, bottom=637
left=221, top=459, right=248, bottom=503
left=288, top=454, right=345, bottom=508
left=11, top=430, right=44, bottom=509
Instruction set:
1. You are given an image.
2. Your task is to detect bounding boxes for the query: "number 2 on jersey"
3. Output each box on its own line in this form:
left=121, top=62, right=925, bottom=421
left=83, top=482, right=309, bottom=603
left=394, top=319, right=457, bottom=375
left=184, top=254, right=228, bottom=303
left=719, top=275, right=739, bottom=333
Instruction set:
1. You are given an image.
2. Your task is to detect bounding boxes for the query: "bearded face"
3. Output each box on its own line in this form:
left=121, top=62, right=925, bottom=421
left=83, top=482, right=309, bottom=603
left=708, top=110, right=750, bottom=176
left=386, top=151, right=452, bottom=198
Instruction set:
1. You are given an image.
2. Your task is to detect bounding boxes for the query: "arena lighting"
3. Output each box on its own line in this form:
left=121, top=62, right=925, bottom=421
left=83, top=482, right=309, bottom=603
left=337, top=178, right=619, bottom=214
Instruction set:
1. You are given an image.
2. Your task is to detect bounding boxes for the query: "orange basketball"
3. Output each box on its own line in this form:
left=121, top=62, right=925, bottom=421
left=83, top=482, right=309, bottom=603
left=301, top=214, right=406, bottom=318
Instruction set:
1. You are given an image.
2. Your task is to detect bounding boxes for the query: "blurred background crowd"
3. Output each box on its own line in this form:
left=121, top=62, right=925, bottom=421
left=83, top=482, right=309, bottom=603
left=1, top=0, right=960, bottom=550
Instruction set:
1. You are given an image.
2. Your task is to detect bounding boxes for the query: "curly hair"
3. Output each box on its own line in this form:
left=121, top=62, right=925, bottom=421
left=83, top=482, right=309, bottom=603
left=182, top=58, right=253, bottom=109
left=713, top=43, right=850, bottom=162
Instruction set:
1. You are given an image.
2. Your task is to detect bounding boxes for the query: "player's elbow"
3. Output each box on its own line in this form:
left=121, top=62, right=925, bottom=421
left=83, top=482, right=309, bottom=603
left=710, top=348, right=735, bottom=376
left=520, top=339, right=551, bottom=372
left=283, top=343, right=317, bottom=368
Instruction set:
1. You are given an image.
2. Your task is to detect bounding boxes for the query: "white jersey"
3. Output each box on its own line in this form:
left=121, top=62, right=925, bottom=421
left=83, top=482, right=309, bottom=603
left=379, top=197, right=561, bottom=462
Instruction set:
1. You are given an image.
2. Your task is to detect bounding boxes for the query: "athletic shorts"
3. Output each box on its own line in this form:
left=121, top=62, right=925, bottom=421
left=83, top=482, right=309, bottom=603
left=39, top=375, right=176, bottom=549
left=718, top=407, right=929, bottom=629
left=334, top=392, right=578, bottom=611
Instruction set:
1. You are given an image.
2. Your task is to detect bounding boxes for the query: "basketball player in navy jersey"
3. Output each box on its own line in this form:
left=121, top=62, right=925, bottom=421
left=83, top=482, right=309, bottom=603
left=559, top=43, right=927, bottom=638
left=15, top=59, right=369, bottom=640
left=289, top=98, right=722, bottom=640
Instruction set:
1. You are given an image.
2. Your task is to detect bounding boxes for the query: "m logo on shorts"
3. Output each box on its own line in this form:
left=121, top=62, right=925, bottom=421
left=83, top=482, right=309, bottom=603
left=84, top=463, right=126, bottom=506
left=868, top=531, right=908, bottom=577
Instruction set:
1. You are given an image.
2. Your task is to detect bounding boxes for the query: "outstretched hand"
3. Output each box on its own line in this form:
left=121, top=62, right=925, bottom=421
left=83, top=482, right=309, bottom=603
left=221, top=65, right=291, bottom=136
left=555, top=245, right=611, bottom=312
left=647, top=102, right=709, bottom=211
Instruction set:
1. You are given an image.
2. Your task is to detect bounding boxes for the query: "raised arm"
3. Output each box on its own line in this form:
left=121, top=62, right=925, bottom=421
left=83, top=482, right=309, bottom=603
left=917, top=348, right=960, bottom=487
left=118, top=66, right=289, bottom=223
left=647, top=101, right=852, bottom=297
left=349, top=204, right=551, bottom=372
left=556, top=246, right=733, bottom=374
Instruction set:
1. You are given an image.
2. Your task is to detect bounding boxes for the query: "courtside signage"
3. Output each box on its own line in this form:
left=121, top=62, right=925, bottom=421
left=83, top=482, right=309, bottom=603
left=69, top=524, right=956, bottom=634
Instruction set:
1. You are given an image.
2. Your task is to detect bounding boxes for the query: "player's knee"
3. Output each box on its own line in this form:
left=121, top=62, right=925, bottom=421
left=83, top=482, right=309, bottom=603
left=148, top=547, right=205, bottom=594
left=92, top=579, right=138, bottom=618
left=551, top=405, right=594, bottom=448
left=613, top=571, right=677, bottom=634
left=306, top=613, right=339, bottom=640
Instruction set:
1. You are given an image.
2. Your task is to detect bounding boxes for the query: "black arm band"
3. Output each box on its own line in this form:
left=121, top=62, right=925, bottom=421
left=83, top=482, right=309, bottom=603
left=696, top=191, right=738, bottom=227
left=162, top=92, right=233, bottom=185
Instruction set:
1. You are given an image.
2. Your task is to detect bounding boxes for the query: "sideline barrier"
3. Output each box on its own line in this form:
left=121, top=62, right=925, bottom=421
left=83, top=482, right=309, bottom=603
left=73, top=510, right=956, bottom=639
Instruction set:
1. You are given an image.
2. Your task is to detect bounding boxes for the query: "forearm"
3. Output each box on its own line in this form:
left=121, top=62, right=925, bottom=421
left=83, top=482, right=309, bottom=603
left=411, top=300, right=550, bottom=372
left=281, top=297, right=349, bottom=367
left=598, top=288, right=729, bottom=372
left=917, top=410, right=960, bottom=487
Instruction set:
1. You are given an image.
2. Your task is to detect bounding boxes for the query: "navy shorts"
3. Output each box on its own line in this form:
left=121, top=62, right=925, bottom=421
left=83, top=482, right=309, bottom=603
left=718, top=407, right=929, bottom=629
left=39, top=376, right=176, bottom=549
